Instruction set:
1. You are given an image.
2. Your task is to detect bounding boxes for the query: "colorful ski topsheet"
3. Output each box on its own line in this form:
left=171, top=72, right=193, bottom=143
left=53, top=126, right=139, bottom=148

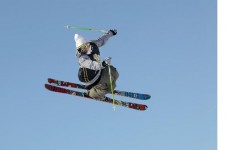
left=45, top=84, right=148, bottom=111
left=48, top=78, right=151, bottom=100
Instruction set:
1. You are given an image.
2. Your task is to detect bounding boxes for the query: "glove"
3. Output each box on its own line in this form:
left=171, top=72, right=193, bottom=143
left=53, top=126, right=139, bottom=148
left=108, top=29, right=117, bottom=35
left=102, top=57, right=112, bottom=67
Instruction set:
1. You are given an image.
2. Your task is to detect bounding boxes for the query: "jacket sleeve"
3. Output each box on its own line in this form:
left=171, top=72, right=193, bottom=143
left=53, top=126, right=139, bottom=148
left=78, top=55, right=103, bottom=70
left=91, top=31, right=114, bottom=47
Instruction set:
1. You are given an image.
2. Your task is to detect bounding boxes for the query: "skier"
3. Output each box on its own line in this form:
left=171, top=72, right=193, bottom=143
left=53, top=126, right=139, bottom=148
left=74, top=29, right=119, bottom=100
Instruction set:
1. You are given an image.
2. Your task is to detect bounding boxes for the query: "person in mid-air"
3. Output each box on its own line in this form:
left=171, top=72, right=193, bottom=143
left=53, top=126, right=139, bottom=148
left=74, top=29, right=119, bottom=100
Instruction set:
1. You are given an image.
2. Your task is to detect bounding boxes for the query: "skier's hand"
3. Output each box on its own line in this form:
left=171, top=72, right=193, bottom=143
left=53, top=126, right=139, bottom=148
left=105, top=57, right=112, bottom=65
left=108, top=29, right=117, bottom=35
left=102, top=57, right=112, bottom=67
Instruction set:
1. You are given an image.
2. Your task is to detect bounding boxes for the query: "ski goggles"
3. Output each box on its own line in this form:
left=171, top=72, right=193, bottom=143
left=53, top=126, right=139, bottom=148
left=77, top=43, right=90, bottom=53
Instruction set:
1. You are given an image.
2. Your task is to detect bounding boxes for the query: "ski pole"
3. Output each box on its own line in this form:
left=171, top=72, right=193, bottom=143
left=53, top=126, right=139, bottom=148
left=107, top=64, right=116, bottom=111
left=64, top=25, right=108, bottom=33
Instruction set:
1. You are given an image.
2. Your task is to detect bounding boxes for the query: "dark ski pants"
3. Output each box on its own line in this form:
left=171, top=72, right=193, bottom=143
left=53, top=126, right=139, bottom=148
left=88, top=66, right=119, bottom=100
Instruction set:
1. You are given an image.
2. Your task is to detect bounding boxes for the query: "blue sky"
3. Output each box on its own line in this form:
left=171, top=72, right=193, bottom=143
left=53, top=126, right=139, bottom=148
left=0, top=0, right=217, bottom=150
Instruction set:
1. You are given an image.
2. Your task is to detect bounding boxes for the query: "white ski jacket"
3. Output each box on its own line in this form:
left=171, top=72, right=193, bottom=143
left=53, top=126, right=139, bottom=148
left=76, top=31, right=114, bottom=85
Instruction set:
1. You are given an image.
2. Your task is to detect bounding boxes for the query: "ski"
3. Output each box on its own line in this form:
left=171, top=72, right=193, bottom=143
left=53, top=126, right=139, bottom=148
left=47, top=78, right=151, bottom=100
left=45, top=84, right=148, bottom=111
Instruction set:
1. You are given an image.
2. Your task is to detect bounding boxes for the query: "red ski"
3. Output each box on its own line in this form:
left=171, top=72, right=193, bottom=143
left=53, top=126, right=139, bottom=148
left=45, top=84, right=148, bottom=111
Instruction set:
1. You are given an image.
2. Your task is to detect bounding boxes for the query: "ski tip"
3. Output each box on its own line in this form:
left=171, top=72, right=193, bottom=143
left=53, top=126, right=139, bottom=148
left=139, top=105, right=148, bottom=111
left=44, top=84, right=56, bottom=91
left=47, top=78, right=54, bottom=83
left=138, top=94, right=151, bottom=100
left=134, top=104, right=148, bottom=111
left=44, top=84, right=51, bottom=90
left=144, top=94, right=151, bottom=100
